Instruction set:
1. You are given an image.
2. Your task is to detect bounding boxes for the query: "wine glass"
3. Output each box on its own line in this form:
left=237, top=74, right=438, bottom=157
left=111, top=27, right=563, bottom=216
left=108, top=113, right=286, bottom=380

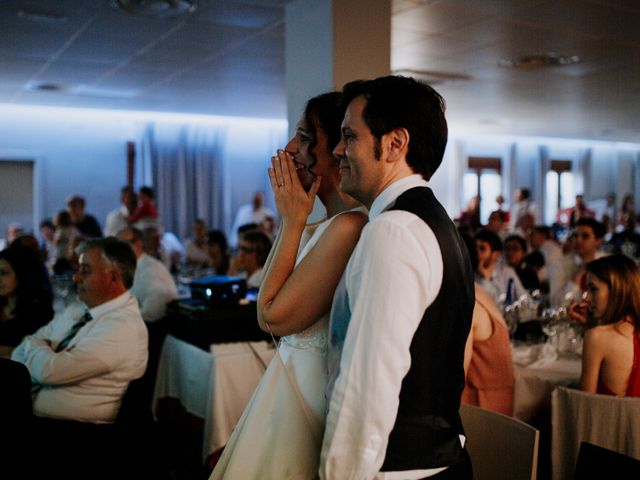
left=504, top=304, right=519, bottom=338
left=541, top=308, right=560, bottom=347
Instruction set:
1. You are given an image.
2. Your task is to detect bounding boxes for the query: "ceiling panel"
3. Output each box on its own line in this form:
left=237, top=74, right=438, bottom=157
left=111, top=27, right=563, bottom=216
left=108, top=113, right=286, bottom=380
left=0, top=0, right=637, bottom=141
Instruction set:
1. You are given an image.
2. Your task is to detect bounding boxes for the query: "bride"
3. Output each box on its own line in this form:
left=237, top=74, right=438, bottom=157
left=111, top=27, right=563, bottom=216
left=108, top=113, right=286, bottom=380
left=210, top=92, right=367, bottom=479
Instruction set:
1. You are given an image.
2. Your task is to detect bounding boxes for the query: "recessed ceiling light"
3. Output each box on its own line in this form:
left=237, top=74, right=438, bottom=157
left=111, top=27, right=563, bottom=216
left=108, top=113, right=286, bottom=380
left=25, top=82, right=136, bottom=99
left=499, top=53, right=581, bottom=68
left=27, top=82, right=71, bottom=92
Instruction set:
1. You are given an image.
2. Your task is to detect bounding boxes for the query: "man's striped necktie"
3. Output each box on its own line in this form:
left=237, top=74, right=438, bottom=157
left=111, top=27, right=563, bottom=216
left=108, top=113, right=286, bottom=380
left=31, top=310, right=92, bottom=393
left=54, top=310, right=92, bottom=353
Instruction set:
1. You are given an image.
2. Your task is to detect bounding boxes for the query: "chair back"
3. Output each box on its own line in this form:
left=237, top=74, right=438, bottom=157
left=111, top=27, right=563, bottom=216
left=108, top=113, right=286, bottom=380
left=574, top=442, right=640, bottom=479
left=460, top=403, right=539, bottom=480
left=551, top=386, right=640, bottom=480
left=116, top=375, right=154, bottom=427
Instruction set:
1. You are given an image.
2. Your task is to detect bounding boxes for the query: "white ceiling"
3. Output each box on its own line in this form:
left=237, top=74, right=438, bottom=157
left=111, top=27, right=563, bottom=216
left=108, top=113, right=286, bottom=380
left=1, top=0, right=639, bottom=142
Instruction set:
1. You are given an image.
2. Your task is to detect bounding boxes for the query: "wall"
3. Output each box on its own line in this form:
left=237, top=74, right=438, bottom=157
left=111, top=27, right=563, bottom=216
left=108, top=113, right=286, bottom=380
left=440, top=132, right=640, bottom=225
left=1, top=101, right=639, bottom=242
left=0, top=104, right=286, bottom=240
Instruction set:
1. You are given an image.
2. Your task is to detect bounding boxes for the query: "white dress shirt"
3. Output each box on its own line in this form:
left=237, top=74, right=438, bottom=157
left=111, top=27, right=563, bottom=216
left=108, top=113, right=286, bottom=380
left=475, top=260, right=526, bottom=306
left=104, top=205, right=130, bottom=237
left=130, top=253, right=179, bottom=322
left=321, top=175, right=450, bottom=480
left=537, top=240, right=563, bottom=282
left=184, top=238, right=211, bottom=266
left=246, top=267, right=265, bottom=289
left=509, top=199, right=538, bottom=232
left=549, top=251, right=605, bottom=307
left=11, top=292, right=148, bottom=423
left=230, top=204, right=275, bottom=248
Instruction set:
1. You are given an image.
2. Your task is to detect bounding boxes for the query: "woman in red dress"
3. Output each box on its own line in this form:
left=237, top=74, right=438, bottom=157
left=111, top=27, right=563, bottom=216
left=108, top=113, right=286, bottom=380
left=574, top=254, right=640, bottom=396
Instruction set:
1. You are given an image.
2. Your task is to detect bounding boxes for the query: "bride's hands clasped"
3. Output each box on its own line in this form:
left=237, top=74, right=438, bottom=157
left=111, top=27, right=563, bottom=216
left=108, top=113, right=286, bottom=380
left=268, top=149, right=321, bottom=228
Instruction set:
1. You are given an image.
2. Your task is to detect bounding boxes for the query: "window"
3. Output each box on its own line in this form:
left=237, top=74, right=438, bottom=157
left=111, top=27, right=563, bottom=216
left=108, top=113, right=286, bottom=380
left=463, top=157, right=502, bottom=224
left=545, top=160, right=574, bottom=225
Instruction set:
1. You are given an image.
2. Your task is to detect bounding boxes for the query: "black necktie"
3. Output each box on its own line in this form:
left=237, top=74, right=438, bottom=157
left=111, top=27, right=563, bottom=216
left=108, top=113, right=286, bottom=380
left=31, top=311, right=92, bottom=394
left=55, top=310, right=92, bottom=353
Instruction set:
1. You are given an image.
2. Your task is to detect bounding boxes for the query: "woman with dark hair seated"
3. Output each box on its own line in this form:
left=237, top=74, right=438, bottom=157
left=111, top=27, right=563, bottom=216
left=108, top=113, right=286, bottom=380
left=503, top=234, right=541, bottom=292
left=572, top=254, right=640, bottom=396
left=207, top=229, right=230, bottom=275
left=0, top=245, right=54, bottom=352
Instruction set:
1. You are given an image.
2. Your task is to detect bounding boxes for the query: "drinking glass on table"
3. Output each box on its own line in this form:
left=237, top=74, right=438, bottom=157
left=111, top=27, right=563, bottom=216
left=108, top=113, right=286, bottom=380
left=504, top=304, right=519, bottom=338
left=562, top=291, right=589, bottom=356
left=568, top=291, right=590, bottom=325
left=541, top=307, right=561, bottom=346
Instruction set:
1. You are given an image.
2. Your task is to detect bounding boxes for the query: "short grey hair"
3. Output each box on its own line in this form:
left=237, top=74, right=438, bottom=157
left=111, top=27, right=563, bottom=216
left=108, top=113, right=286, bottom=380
left=77, top=237, right=137, bottom=289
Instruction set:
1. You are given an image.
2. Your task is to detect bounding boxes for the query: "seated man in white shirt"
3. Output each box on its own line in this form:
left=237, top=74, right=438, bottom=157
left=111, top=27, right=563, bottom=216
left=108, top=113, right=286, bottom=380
left=510, top=187, right=538, bottom=234
left=142, top=225, right=184, bottom=274
left=485, top=210, right=508, bottom=239
left=474, top=229, right=526, bottom=305
left=229, top=191, right=275, bottom=249
left=11, top=237, right=148, bottom=424
left=117, top=226, right=178, bottom=323
left=104, top=185, right=137, bottom=237
left=548, top=217, right=606, bottom=307
left=228, top=230, right=272, bottom=288
left=184, top=218, right=211, bottom=268
left=11, top=237, right=148, bottom=478
left=529, top=225, right=562, bottom=287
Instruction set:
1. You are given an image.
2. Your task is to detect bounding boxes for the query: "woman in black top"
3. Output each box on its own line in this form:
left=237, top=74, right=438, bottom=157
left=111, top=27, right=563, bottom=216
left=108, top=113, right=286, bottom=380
left=0, top=245, right=54, bottom=348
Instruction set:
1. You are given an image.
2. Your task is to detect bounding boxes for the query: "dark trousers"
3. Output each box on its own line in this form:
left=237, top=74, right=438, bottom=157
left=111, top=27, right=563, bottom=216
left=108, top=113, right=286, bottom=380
left=27, top=416, right=118, bottom=480
left=0, top=358, right=32, bottom=479
left=427, top=449, right=473, bottom=480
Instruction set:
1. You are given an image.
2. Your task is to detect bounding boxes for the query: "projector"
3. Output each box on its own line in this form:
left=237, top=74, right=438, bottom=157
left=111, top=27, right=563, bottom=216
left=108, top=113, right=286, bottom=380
left=189, top=275, right=247, bottom=306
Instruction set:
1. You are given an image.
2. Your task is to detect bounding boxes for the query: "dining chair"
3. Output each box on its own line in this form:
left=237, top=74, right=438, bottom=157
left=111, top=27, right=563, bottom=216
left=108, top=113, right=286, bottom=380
left=551, top=386, right=640, bottom=480
left=460, top=403, right=540, bottom=480
left=574, top=442, right=640, bottom=479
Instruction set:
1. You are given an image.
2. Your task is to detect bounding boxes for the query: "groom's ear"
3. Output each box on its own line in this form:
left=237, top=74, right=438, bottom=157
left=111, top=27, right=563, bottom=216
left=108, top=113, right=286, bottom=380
left=382, top=128, right=409, bottom=163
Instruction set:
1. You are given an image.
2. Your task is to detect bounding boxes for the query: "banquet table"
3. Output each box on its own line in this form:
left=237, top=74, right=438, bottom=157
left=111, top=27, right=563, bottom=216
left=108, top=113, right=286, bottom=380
left=512, top=343, right=582, bottom=423
left=152, top=334, right=276, bottom=461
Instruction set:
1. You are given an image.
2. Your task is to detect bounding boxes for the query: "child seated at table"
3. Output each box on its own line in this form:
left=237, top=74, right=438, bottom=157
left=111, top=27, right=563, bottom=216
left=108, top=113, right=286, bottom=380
left=128, top=186, right=158, bottom=228
left=573, top=254, right=640, bottom=396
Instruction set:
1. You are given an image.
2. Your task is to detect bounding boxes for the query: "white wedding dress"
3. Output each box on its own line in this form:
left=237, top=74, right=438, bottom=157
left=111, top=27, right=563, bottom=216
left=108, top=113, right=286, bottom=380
left=210, top=216, right=337, bottom=480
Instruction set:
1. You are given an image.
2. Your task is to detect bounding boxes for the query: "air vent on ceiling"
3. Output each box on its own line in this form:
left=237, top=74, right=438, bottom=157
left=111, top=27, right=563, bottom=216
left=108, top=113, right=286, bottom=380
left=25, top=82, right=136, bottom=99
left=28, top=82, right=71, bottom=92
left=499, top=53, right=581, bottom=68
left=392, top=69, right=472, bottom=85
left=111, top=0, right=197, bottom=18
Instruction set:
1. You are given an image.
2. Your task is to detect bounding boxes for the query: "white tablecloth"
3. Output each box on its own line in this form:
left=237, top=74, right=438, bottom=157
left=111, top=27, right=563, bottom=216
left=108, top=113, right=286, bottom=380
left=152, top=334, right=275, bottom=460
left=207, top=341, right=275, bottom=456
left=512, top=343, right=582, bottom=423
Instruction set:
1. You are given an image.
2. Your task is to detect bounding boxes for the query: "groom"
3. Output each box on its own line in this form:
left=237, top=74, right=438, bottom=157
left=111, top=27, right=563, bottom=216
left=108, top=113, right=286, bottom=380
left=320, top=76, right=474, bottom=479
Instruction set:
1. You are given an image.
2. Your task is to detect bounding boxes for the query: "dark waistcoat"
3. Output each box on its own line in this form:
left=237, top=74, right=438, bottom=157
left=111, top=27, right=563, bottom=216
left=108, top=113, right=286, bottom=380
left=380, top=186, right=474, bottom=471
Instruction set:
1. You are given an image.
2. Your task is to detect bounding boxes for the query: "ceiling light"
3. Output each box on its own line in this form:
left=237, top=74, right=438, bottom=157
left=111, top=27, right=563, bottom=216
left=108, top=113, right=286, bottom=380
left=18, top=8, right=67, bottom=23
left=24, top=82, right=137, bottom=99
left=111, top=0, right=197, bottom=18
left=27, top=82, right=71, bottom=92
left=499, top=53, right=581, bottom=68
left=392, top=69, right=472, bottom=85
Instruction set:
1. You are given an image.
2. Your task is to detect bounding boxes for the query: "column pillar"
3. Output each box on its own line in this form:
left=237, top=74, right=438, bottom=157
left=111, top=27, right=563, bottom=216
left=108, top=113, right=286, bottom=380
left=284, top=0, right=390, bottom=219
left=285, top=0, right=391, bottom=135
